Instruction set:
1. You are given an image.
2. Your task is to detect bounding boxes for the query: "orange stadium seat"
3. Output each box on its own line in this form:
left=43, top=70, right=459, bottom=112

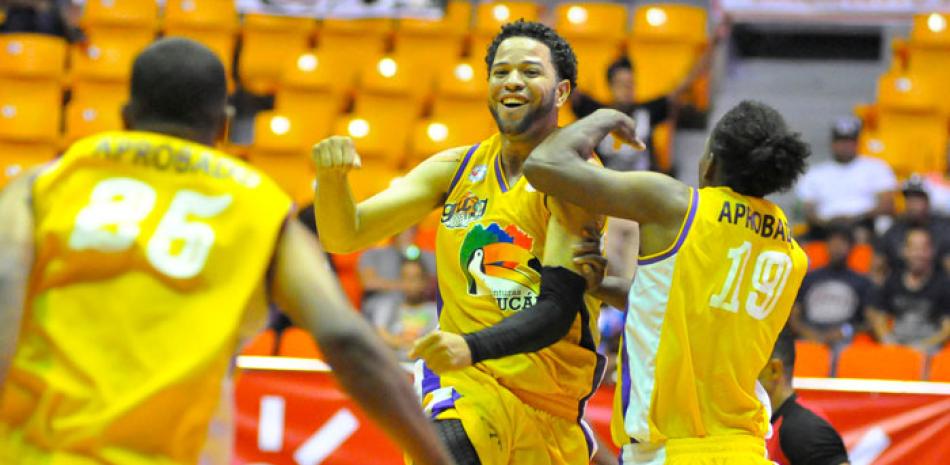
left=240, top=329, right=276, bottom=356
left=793, top=340, right=832, bottom=378
left=247, top=111, right=315, bottom=204
left=69, top=30, right=154, bottom=84
left=558, top=103, right=578, bottom=126
left=334, top=114, right=410, bottom=169
left=393, top=0, right=470, bottom=95
left=555, top=3, right=628, bottom=102
left=163, top=0, right=239, bottom=89
left=928, top=346, right=950, bottom=382
left=870, top=71, right=948, bottom=178
left=347, top=165, right=400, bottom=202
left=471, top=1, right=541, bottom=57
left=315, top=18, right=392, bottom=95
left=81, top=0, right=158, bottom=30
left=278, top=327, right=322, bottom=359
left=837, top=343, right=925, bottom=380
left=904, top=13, right=950, bottom=98
left=0, top=33, right=68, bottom=82
left=72, top=0, right=158, bottom=84
left=274, top=51, right=343, bottom=140
left=628, top=4, right=708, bottom=102
left=0, top=82, right=60, bottom=145
left=431, top=59, right=495, bottom=141
left=239, top=14, right=315, bottom=94
left=409, top=118, right=472, bottom=166
left=64, top=98, right=124, bottom=146
left=0, top=150, right=55, bottom=188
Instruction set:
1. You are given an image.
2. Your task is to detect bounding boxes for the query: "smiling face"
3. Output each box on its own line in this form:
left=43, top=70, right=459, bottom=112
left=487, top=36, right=569, bottom=141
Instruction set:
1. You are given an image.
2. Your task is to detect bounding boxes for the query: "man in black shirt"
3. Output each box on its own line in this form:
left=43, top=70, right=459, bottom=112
left=875, top=176, right=950, bottom=278
left=791, top=225, right=873, bottom=350
left=868, top=226, right=950, bottom=353
left=759, top=331, right=850, bottom=465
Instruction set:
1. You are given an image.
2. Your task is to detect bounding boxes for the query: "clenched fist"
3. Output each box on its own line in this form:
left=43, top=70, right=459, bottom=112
left=312, top=136, right=362, bottom=175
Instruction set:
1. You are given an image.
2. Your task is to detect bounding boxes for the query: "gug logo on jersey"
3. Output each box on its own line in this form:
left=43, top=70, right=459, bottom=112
left=441, top=191, right=487, bottom=229
left=460, top=223, right=541, bottom=311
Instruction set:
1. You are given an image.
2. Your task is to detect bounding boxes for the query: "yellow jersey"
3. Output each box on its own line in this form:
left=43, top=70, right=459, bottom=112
left=613, top=187, right=808, bottom=448
left=0, top=131, right=291, bottom=464
left=423, top=134, right=605, bottom=421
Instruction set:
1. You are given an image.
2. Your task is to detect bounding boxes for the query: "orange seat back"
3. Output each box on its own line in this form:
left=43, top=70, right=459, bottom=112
left=241, top=329, right=277, bottom=356
left=0, top=81, right=61, bottom=144
left=278, top=327, right=322, bottom=359
left=0, top=33, right=68, bottom=81
left=793, top=340, right=832, bottom=378
left=471, top=1, right=541, bottom=55
left=0, top=149, right=56, bottom=187
left=64, top=98, right=124, bottom=146
left=81, top=0, right=159, bottom=30
left=837, top=343, right=925, bottom=380
left=330, top=252, right=364, bottom=309
left=239, top=14, right=315, bottom=94
left=555, top=3, right=628, bottom=40
left=163, top=0, right=238, bottom=31
left=928, top=347, right=950, bottom=382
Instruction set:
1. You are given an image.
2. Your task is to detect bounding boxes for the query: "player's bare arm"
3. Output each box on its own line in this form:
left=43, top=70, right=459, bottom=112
left=412, top=211, right=598, bottom=374
left=313, top=136, right=466, bottom=253
left=524, top=109, right=693, bottom=256
left=0, top=173, right=36, bottom=386
left=270, top=220, right=455, bottom=465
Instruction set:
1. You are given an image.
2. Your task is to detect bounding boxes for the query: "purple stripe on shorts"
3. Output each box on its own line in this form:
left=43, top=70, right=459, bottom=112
left=421, top=363, right=441, bottom=395
left=429, top=390, right=461, bottom=419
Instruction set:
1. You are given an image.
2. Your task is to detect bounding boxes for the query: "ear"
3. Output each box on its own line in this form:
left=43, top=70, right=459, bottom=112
left=703, top=152, right=719, bottom=184
left=121, top=103, right=133, bottom=130
left=766, top=359, right=784, bottom=382
left=555, top=79, right=571, bottom=108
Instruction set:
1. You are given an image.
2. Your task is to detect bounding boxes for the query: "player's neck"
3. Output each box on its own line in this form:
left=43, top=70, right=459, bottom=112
left=771, top=384, right=795, bottom=412
left=500, top=126, right=556, bottom=181
left=130, top=123, right=215, bottom=146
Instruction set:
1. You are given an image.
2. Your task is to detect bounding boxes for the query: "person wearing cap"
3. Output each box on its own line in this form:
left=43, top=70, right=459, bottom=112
left=795, top=116, right=897, bottom=242
left=874, top=176, right=950, bottom=279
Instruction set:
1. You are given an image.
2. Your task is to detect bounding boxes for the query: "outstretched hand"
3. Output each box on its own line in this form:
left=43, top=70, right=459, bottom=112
left=409, top=331, right=473, bottom=375
left=536, top=109, right=645, bottom=163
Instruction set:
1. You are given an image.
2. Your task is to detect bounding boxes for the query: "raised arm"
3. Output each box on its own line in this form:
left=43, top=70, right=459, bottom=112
left=271, top=220, right=454, bottom=465
left=523, top=109, right=691, bottom=251
left=0, top=172, right=36, bottom=386
left=313, top=136, right=465, bottom=253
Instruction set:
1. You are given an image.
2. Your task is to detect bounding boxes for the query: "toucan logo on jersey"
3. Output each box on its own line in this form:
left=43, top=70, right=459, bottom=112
left=459, top=223, right=541, bottom=311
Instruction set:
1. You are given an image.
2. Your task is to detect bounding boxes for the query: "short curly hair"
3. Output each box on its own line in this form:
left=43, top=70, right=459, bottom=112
left=710, top=100, right=810, bottom=198
left=484, top=19, right=578, bottom=90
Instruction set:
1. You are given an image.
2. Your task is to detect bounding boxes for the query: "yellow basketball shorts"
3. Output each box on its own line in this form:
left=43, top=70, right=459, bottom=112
left=410, top=362, right=595, bottom=465
left=620, top=435, right=773, bottom=465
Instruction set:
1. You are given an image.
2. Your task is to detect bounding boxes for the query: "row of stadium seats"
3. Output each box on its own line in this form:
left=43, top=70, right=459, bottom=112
left=0, top=1, right=710, bottom=193
left=794, top=338, right=950, bottom=382
left=855, top=13, right=950, bottom=179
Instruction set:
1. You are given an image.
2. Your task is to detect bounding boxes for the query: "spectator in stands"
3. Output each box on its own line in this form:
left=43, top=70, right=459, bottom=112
left=796, top=116, right=897, bottom=242
left=760, top=330, right=850, bottom=465
left=790, top=224, right=872, bottom=351
left=0, top=0, right=81, bottom=41
left=867, top=227, right=950, bottom=353
left=874, top=176, right=950, bottom=279
left=375, top=260, right=438, bottom=361
left=359, top=226, right=436, bottom=326
left=571, top=57, right=671, bottom=173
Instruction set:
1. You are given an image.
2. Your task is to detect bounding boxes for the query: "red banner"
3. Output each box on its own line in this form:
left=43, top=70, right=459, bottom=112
left=233, top=360, right=950, bottom=465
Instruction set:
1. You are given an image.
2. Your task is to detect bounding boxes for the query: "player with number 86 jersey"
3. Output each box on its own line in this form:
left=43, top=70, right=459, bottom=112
left=0, top=130, right=292, bottom=461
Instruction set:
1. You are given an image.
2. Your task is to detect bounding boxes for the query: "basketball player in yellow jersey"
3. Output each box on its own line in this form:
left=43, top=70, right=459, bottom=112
left=523, top=102, right=812, bottom=465
left=0, top=38, right=455, bottom=465
left=313, top=20, right=608, bottom=465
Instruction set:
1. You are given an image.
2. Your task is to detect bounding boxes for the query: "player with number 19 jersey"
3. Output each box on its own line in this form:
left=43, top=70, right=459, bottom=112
left=614, top=186, right=807, bottom=461
left=0, top=131, right=291, bottom=464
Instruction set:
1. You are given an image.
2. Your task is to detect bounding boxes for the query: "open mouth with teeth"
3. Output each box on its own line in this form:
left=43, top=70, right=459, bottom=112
left=501, top=97, right=528, bottom=108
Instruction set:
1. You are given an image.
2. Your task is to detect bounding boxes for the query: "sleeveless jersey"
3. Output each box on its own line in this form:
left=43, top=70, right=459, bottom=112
left=612, top=186, right=808, bottom=446
left=424, top=133, right=605, bottom=421
left=0, top=131, right=292, bottom=464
